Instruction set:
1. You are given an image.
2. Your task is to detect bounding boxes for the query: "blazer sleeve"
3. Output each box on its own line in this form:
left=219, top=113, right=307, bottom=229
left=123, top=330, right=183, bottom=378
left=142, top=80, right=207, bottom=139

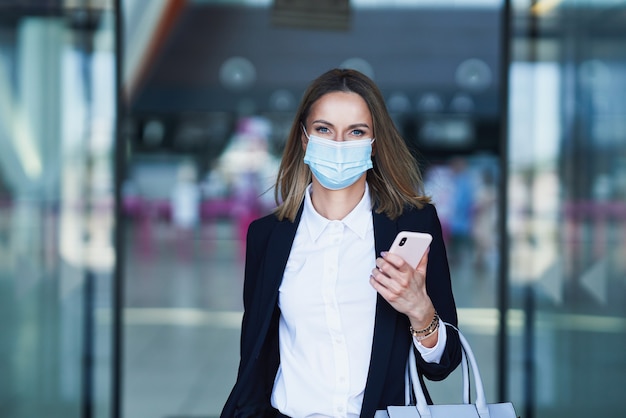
left=222, top=216, right=279, bottom=418
left=239, top=217, right=267, bottom=362
left=402, top=203, right=462, bottom=382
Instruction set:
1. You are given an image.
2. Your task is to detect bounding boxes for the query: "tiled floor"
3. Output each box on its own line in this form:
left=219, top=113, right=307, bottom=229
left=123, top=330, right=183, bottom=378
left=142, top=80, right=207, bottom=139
left=123, top=221, right=244, bottom=418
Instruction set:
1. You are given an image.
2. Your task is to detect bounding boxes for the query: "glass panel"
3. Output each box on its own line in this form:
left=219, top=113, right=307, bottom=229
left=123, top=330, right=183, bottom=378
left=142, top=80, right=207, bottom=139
left=0, top=3, right=117, bottom=418
left=507, top=1, right=626, bottom=417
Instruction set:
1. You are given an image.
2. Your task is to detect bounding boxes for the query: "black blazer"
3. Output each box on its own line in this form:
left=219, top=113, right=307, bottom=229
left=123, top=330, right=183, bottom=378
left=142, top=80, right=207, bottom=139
left=221, top=202, right=461, bottom=418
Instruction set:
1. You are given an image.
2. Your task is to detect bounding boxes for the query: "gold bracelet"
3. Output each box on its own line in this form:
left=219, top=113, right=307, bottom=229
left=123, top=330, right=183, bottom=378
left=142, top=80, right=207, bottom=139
left=414, top=321, right=439, bottom=342
left=409, top=311, right=439, bottom=338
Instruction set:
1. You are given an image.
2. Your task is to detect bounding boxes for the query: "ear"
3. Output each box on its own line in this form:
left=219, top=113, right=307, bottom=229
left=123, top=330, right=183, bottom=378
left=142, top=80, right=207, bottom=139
left=301, top=132, right=308, bottom=151
left=300, top=125, right=308, bottom=151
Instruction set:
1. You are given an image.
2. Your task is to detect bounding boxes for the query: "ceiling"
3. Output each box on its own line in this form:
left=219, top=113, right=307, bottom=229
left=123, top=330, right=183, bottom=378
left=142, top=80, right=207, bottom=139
left=127, top=3, right=503, bottom=117
left=121, top=0, right=626, bottom=159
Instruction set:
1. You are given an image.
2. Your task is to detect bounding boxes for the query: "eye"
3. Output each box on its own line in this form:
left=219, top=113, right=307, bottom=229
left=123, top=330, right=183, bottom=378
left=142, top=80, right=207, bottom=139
left=350, top=129, right=365, bottom=137
left=314, top=126, right=332, bottom=135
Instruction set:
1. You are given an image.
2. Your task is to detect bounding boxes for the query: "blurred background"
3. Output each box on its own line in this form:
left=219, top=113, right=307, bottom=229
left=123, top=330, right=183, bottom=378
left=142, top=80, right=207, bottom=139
left=0, top=0, right=625, bottom=417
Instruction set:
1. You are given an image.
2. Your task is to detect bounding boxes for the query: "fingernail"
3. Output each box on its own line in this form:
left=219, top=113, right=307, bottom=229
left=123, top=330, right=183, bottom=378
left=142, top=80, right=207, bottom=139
left=380, top=251, right=388, bottom=257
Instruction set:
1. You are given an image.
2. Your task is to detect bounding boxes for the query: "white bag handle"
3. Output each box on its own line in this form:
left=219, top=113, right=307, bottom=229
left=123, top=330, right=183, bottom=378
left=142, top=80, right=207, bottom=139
left=406, top=323, right=491, bottom=418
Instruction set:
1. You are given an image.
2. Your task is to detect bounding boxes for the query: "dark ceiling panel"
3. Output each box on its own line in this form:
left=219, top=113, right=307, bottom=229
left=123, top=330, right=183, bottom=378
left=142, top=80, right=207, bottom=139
left=131, top=4, right=502, bottom=115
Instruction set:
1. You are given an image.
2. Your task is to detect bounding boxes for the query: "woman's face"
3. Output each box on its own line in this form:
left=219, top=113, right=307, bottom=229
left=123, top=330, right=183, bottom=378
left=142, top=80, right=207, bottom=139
left=302, top=91, right=373, bottom=147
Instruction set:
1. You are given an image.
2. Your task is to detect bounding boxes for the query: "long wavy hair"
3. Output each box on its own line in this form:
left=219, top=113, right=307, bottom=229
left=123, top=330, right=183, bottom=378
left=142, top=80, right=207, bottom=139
left=274, top=68, right=430, bottom=221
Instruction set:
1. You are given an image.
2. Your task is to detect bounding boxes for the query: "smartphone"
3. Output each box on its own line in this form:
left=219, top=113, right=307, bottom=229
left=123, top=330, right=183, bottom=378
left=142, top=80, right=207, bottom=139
left=388, top=231, right=433, bottom=269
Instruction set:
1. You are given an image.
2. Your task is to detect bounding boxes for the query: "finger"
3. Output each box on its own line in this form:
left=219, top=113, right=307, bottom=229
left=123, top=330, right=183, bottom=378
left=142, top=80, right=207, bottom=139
left=370, top=274, right=400, bottom=302
left=373, top=262, right=411, bottom=296
left=370, top=274, right=386, bottom=294
left=380, top=251, right=407, bottom=270
left=371, top=266, right=404, bottom=294
left=370, top=267, right=391, bottom=288
left=374, top=256, right=396, bottom=278
left=415, top=247, right=430, bottom=274
left=374, top=259, right=407, bottom=291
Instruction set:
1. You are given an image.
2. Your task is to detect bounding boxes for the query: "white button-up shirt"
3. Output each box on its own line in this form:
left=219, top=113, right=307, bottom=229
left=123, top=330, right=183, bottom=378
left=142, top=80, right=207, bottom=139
left=271, top=183, right=445, bottom=417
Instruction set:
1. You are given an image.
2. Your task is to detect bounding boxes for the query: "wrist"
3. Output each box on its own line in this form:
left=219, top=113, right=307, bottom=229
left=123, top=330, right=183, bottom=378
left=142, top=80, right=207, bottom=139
left=415, top=323, right=440, bottom=345
left=408, top=302, right=436, bottom=331
left=409, top=311, right=439, bottom=341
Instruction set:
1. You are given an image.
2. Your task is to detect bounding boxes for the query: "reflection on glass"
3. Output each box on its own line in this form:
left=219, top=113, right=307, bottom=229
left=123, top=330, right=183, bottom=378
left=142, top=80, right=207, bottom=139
left=508, top=3, right=626, bottom=417
left=0, top=4, right=116, bottom=418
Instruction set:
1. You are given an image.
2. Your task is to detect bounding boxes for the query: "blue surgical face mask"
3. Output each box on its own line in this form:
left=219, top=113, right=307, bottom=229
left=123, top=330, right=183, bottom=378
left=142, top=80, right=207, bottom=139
left=302, top=125, right=375, bottom=190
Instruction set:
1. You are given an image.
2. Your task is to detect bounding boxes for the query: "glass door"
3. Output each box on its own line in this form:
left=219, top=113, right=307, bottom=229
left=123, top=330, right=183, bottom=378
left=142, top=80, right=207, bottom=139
left=0, top=2, right=118, bottom=418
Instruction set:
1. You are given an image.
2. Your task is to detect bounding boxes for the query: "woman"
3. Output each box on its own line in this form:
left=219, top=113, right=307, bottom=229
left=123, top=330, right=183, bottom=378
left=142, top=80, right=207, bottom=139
left=221, top=68, right=461, bottom=418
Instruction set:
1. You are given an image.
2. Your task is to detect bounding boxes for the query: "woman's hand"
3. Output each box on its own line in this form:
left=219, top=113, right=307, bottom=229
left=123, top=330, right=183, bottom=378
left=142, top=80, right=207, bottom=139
left=370, top=248, right=438, bottom=346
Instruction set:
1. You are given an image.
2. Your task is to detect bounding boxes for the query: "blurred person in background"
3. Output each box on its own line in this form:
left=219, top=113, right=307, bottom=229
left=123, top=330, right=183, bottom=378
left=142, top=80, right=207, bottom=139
left=472, top=167, right=498, bottom=273
left=221, top=68, right=461, bottom=418
left=171, top=161, right=200, bottom=259
left=217, top=116, right=280, bottom=259
left=447, top=157, right=474, bottom=267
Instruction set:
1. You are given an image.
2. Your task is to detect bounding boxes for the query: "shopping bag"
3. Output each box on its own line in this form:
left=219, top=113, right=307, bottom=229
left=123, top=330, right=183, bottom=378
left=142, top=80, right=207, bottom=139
left=375, top=323, right=518, bottom=418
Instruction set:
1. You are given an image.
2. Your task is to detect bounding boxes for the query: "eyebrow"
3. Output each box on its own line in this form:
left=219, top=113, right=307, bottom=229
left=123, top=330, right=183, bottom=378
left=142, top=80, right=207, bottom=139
left=310, top=120, right=371, bottom=130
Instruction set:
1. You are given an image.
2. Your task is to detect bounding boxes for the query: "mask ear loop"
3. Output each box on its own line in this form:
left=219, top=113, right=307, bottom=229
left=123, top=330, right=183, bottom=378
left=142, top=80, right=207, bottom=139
left=300, top=123, right=310, bottom=152
left=300, top=123, right=310, bottom=140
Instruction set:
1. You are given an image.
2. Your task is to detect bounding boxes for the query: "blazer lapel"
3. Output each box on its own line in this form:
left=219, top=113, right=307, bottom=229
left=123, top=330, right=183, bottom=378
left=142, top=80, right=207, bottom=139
left=259, top=210, right=302, bottom=309
left=237, top=205, right=304, bottom=371
left=255, top=204, right=304, bottom=348
left=360, top=210, right=401, bottom=416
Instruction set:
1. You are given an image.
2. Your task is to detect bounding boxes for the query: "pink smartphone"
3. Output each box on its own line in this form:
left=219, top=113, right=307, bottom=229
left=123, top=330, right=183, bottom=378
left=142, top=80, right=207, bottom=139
left=388, top=231, right=433, bottom=269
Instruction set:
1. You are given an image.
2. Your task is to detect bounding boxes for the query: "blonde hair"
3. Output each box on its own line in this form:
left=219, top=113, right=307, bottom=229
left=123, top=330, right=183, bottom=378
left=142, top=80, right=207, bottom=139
left=274, top=68, right=430, bottom=221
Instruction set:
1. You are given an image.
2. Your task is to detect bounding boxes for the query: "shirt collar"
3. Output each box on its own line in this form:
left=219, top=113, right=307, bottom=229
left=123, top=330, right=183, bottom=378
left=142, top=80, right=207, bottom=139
left=302, top=183, right=372, bottom=242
